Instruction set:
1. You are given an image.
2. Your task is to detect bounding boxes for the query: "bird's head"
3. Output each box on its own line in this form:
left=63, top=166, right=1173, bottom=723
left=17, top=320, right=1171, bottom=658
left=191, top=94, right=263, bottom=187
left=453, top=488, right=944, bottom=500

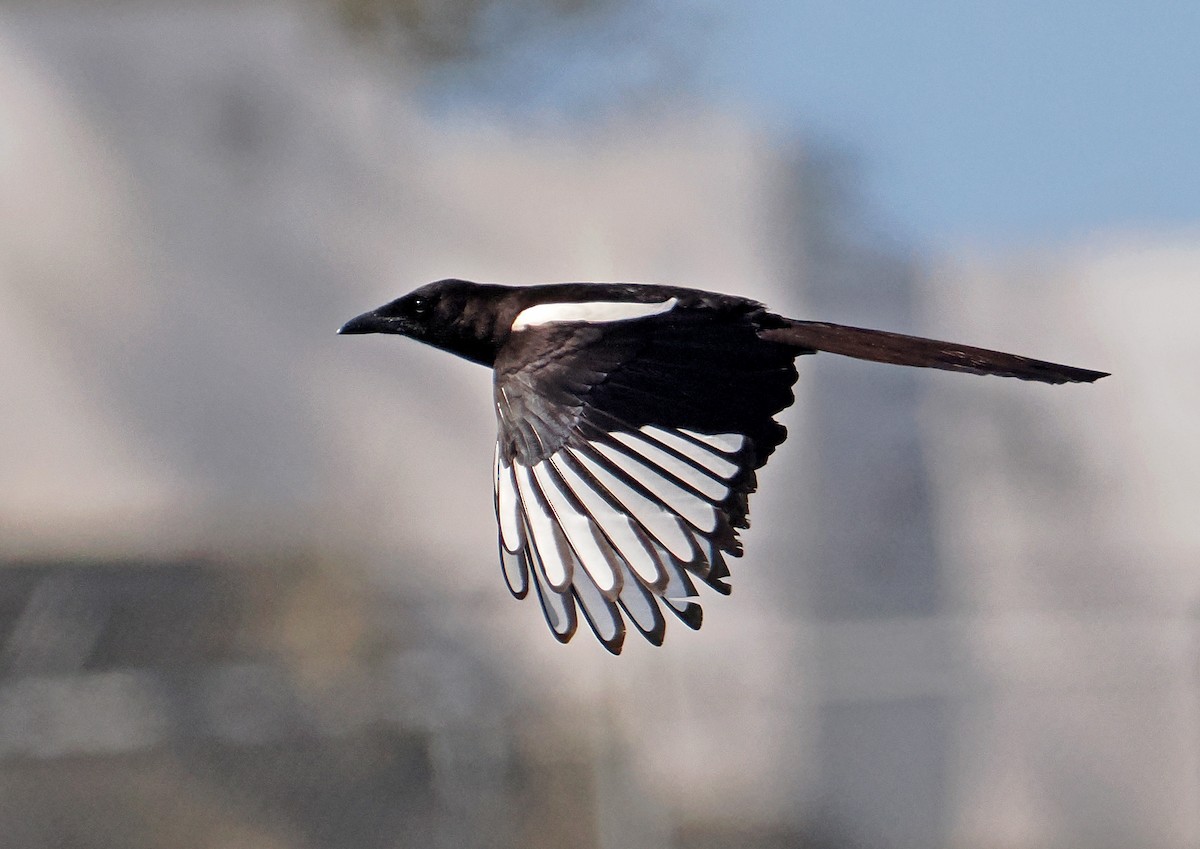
left=338, top=278, right=511, bottom=366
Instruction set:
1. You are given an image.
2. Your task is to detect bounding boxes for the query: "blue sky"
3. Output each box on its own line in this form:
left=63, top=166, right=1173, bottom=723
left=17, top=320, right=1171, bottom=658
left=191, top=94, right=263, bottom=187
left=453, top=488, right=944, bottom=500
left=705, top=0, right=1200, bottom=248
left=430, top=0, right=1200, bottom=251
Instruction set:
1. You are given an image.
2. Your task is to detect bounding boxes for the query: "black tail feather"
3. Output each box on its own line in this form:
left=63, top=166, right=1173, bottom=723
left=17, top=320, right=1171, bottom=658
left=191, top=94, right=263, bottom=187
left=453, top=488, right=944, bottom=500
left=759, top=320, right=1108, bottom=385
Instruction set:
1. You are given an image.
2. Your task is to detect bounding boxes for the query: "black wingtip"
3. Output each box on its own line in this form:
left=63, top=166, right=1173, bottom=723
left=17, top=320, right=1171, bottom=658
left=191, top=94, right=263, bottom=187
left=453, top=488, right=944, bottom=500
left=600, top=635, right=625, bottom=656
left=619, top=600, right=667, bottom=647
left=664, top=599, right=704, bottom=631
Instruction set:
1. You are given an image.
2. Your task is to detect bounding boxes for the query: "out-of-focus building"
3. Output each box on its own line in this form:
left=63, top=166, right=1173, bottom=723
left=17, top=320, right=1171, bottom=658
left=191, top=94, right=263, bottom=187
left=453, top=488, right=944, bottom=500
left=1, top=3, right=1196, bottom=848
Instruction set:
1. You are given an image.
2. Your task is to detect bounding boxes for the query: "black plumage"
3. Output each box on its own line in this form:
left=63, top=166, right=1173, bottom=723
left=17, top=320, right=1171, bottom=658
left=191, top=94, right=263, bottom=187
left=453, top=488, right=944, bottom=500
left=340, top=278, right=1106, bottom=653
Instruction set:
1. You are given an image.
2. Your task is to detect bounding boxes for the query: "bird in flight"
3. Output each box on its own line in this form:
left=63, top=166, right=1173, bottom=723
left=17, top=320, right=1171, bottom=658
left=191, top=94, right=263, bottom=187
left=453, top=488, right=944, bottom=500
left=340, top=279, right=1106, bottom=653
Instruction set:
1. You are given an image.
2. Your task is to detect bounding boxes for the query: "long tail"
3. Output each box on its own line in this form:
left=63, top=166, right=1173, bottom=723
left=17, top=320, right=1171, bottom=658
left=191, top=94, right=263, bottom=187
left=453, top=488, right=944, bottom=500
left=759, top=319, right=1108, bottom=385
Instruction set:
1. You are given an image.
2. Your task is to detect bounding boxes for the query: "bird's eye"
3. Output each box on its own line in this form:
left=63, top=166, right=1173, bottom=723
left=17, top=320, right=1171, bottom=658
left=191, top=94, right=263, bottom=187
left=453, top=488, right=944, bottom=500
left=409, top=296, right=430, bottom=315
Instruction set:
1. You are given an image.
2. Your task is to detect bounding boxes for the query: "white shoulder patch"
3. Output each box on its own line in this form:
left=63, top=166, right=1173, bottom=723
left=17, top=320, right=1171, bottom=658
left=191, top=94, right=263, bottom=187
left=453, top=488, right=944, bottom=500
left=512, top=297, right=677, bottom=331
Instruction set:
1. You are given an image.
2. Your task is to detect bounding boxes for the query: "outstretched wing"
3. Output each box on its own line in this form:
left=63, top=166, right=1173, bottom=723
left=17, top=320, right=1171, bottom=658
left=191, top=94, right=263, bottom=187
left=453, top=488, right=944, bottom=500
left=491, top=296, right=800, bottom=653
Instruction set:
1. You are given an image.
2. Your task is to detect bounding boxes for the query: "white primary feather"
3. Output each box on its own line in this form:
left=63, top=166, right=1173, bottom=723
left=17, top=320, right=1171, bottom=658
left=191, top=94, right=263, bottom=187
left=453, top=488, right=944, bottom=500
left=617, top=575, right=662, bottom=636
left=495, top=456, right=523, bottom=552
left=679, top=429, right=745, bottom=453
left=592, top=441, right=718, bottom=532
left=494, top=420, right=749, bottom=646
left=527, top=545, right=575, bottom=638
left=610, top=431, right=730, bottom=501
left=531, top=462, right=620, bottom=594
left=550, top=453, right=664, bottom=587
left=568, top=447, right=695, bottom=561
left=571, top=566, right=621, bottom=643
left=514, top=464, right=571, bottom=588
left=640, top=426, right=741, bottom=479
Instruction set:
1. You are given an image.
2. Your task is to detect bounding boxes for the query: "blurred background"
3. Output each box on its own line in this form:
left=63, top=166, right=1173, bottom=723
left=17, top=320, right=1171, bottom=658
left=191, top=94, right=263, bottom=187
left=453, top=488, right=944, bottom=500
left=1, top=1, right=1197, bottom=847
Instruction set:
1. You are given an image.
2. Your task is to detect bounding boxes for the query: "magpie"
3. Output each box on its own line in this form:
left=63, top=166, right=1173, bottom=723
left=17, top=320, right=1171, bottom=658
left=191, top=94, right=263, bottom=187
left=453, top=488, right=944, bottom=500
left=339, top=279, right=1106, bottom=654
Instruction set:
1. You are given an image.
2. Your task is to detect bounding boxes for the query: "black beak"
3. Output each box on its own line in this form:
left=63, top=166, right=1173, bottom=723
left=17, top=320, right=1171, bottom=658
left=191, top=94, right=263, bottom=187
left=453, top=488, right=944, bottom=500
left=338, top=308, right=397, bottom=336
